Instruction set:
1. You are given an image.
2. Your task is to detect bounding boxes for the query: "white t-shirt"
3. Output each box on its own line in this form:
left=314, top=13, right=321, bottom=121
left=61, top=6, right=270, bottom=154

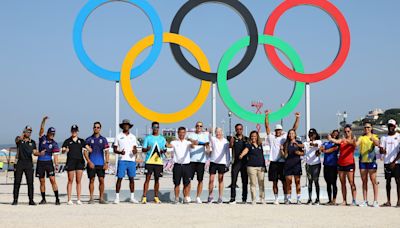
left=114, top=132, right=138, bottom=162
left=303, top=140, right=322, bottom=165
left=266, top=133, right=286, bottom=162
left=209, top=136, right=230, bottom=165
left=380, top=133, right=400, bottom=164
left=188, top=132, right=209, bottom=163
left=170, top=139, right=192, bottom=164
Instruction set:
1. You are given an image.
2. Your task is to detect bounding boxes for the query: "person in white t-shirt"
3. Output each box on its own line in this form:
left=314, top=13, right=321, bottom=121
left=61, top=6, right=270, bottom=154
left=304, top=128, right=322, bottom=205
left=207, top=128, right=231, bottom=204
left=187, top=121, right=209, bottom=204
left=379, top=119, right=400, bottom=207
left=113, top=119, right=138, bottom=204
left=265, top=110, right=300, bottom=205
left=167, top=127, right=195, bottom=204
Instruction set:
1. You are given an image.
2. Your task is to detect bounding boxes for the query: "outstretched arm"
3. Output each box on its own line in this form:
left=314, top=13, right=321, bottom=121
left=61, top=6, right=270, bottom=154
left=265, top=110, right=271, bottom=135
left=39, top=116, right=48, bottom=137
left=292, top=112, right=300, bottom=131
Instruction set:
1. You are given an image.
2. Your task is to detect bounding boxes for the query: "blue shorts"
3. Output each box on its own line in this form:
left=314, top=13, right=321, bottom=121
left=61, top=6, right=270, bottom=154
left=359, top=161, right=377, bottom=170
left=117, top=161, right=136, bottom=178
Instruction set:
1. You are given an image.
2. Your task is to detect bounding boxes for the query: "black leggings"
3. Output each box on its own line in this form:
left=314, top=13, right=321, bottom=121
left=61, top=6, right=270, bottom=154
left=13, top=161, right=34, bottom=201
left=323, top=165, right=338, bottom=202
left=306, top=164, right=321, bottom=201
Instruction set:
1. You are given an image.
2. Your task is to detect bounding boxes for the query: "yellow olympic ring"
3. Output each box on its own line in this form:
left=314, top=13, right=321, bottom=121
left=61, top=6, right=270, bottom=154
left=120, top=33, right=212, bottom=123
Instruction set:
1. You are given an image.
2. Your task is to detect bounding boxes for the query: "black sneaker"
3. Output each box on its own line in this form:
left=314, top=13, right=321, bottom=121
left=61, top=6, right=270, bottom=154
left=313, top=200, right=320, bottom=205
left=229, top=199, right=236, bottom=204
left=29, top=201, right=37, bottom=206
left=39, top=199, right=47, bottom=205
left=306, top=199, right=312, bottom=205
left=11, top=200, right=18, bottom=206
left=55, top=199, right=61, bottom=205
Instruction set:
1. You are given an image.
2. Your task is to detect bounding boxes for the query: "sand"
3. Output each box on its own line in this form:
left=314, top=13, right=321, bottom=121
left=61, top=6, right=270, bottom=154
left=0, top=163, right=399, bottom=228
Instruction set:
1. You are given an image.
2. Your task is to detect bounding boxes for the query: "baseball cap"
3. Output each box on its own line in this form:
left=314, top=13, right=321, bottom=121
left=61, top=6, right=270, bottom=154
left=24, top=125, right=32, bottom=133
left=71, top=125, right=79, bottom=132
left=388, top=119, right=397, bottom=126
left=47, top=127, right=56, bottom=134
left=274, top=124, right=283, bottom=130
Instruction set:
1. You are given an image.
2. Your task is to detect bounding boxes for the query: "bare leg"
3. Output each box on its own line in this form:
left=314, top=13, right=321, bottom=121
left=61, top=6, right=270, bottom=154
left=76, top=170, right=83, bottom=201
left=67, top=171, right=75, bottom=201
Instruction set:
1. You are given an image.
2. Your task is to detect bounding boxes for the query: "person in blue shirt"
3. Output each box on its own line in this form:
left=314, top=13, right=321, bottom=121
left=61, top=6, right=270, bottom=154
left=320, top=130, right=340, bottom=205
left=141, top=121, right=166, bottom=204
left=84, top=122, right=110, bottom=204
left=36, top=116, right=60, bottom=205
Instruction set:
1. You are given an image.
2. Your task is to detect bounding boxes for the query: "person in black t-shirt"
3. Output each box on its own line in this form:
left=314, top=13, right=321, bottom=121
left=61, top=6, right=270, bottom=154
left=62, top=125, right=89, bottom=205
left=229, top=123, right=248, bottom=204
left=239, top=131, right=266, bottom=205
left=12, top=126, right=38, bottom=206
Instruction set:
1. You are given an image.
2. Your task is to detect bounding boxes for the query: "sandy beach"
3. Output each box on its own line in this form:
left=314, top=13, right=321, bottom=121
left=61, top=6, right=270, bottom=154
left=1, top=162, right=399, bottom=228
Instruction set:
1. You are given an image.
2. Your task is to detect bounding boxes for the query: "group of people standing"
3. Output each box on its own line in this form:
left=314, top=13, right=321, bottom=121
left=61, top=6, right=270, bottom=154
left=12, top=113, right=400, bottom=207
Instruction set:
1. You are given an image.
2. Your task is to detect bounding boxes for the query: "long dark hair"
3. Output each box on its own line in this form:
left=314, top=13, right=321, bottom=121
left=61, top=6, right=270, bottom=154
left=248, top=131, right=262, bottom=146
left=283, top=129, right=297, bottom=158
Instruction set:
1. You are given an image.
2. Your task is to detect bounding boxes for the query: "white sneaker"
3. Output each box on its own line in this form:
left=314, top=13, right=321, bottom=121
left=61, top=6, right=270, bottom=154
left=67, top=200, right=74, bottom=205
left=76, top=200, right=83, bottom=205
left=113, top=198, right=120, bottom=204
left=185, top=197, right=191, bottom=203
left=359, top=201, right=368, bottom=207
left=130, top=198, right=139, bottom=204
left=196, top=197, right=202, bottom=204
left=373, top=201, right=379, bottom=208
left=274, top=199, right=279, bottom=205
left=260, top=199, right=266, bottom=204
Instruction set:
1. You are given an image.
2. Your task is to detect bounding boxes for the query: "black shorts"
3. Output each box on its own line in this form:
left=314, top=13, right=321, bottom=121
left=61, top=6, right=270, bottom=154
left=36, top=160, right=55, bottom=178
left=209, top=162, right=227, bottom=175
left=145, top=164, right=163, bottom=178
left=65, top=159, right=85, bottom=171
left=384, top=164, right=400, bottom=179
left=190, top=162, right=205, bottom=181
left=268, top=161, right=285, bottom=182
left=337, top=164, right=355, bottom=172
left=173, top=163, right=192, bottom=186
left=284, top=163, right=302, bottom=176
left=87, top=165, right=105, bottom=179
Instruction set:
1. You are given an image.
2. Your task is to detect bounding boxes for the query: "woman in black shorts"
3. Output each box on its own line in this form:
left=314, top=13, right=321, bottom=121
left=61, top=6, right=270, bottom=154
left=282, top=129, right=304, bottom=204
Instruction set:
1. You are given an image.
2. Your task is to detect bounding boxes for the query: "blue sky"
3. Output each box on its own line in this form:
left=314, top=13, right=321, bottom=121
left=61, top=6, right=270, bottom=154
left=0, top=0, right=399, bottom=144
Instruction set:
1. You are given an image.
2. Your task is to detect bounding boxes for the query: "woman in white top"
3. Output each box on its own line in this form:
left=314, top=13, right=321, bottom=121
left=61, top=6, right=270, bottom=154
left=304, top=128, right=322, bottom=205
left=207, top=128, right=231, bottom=204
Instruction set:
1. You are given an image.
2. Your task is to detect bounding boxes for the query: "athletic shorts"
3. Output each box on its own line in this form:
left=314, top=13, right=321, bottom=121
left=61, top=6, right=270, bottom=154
left=284, top=163, right=302, bottom=176
left=173, top=163, right=192, bottom=186
left=268, top=161, right=285, bottom=182
left=87, top=165, right=105, bottom=179
left=65, top=159, right=85, bottom=171
left=384, top=164, right=400, bottom=179
left=117, top=161, right=136, bottom=178
left=359, top=161, right=377, bottom=170
left=190, top=162, right=205, bottom=181
left=145, top=164, right=163, bottom=178
left=36, top=160, right=55, bottom=178
left=209, top=162, right=227, bottom=175
left=337, top=164, right=355, bottom=172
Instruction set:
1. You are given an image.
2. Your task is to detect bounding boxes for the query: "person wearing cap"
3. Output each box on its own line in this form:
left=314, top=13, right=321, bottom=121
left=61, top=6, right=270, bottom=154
left=228, top=123, right=248, bottom=204
left=356, top=122, right=380, bottom=207
left=187, top=121, right=209, bottom=204
left=36, top=116, right=60, bottom=205
left=84, top=121, right=110, bottom=204
left=265, top=110, right=300, bottom=205
left=12, top=126, right=37, bottom=205
left=141, top=121, right=167, bottom=204
left=113, top=119, right=139, bottom=204
left=303, top=128, right=323, bottom=205
left=379, top=119, right=400, bottom=207
left=62, top=124, right=89, bottom=205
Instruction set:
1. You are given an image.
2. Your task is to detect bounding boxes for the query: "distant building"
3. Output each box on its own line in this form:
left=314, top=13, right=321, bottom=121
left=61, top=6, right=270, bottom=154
left=162, top=128, right=177, bottom=138
left=365, top=108, right=384, bottom=120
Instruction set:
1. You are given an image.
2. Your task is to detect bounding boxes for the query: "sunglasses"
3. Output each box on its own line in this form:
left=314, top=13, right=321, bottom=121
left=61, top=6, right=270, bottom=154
left=345, top=130, right=351, bottom=133
left=94, top=126, right=101, bottom=129
left=196, top=125, right=203, bottom=127
left=152, top=126, right=160, bottom=129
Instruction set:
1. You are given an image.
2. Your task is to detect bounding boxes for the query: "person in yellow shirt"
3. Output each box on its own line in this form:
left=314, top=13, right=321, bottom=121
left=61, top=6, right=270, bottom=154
left=356, top=122, right=380, bottom=207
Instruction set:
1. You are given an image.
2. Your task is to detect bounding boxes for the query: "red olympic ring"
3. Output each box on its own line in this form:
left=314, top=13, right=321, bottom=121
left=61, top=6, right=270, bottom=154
left=264, top=0, right=351, bottom=83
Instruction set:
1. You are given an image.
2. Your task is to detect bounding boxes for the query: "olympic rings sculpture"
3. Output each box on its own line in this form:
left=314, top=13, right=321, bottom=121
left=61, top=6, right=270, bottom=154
left=73, top=0, right=350, bottom=124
